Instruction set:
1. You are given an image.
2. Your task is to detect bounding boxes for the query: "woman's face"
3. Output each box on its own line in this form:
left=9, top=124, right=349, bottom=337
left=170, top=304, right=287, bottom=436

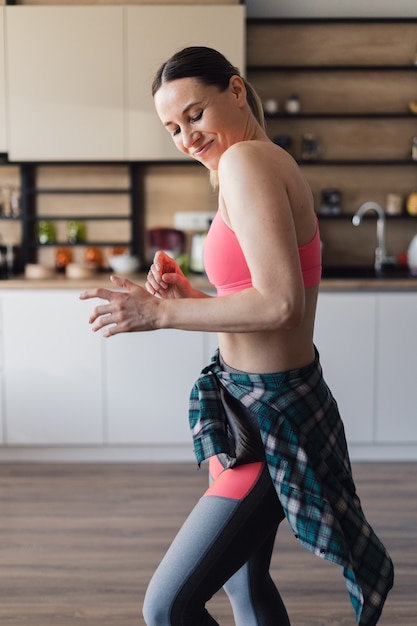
left=154, top=75, right=248, bottom=170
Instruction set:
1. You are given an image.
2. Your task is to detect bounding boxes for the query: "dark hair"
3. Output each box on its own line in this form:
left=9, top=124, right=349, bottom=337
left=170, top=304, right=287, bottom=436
left=152, top=46, right=265, bottom=129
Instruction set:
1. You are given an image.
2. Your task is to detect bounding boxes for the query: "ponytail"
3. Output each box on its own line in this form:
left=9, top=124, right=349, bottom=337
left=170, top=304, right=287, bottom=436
left=244, top=79, right=265, bottom=130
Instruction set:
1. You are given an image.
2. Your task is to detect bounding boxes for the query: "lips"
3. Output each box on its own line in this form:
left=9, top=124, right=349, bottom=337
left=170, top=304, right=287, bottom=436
left=193, top=140, right=213, bottom=158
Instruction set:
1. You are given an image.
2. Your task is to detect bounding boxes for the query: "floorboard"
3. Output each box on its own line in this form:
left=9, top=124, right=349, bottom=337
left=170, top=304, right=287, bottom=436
left=0, top=462, right=415, bottom=625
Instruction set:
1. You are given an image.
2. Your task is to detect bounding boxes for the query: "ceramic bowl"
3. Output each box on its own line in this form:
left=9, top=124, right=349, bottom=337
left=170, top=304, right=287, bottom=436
left=108, top=254, right=140, bottom=275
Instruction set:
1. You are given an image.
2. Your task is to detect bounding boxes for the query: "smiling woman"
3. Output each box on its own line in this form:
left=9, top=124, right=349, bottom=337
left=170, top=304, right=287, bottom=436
left=152, top=46, right=265, bottom=175
left=80, top=46, right=394, bottom=626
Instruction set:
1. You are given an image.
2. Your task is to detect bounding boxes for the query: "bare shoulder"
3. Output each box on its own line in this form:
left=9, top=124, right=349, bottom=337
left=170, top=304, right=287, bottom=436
left=220, top=139, right=276, bottom=164
left=219, top=139, right=315, bottom=241
left=219, top=140, right=297, bottom=179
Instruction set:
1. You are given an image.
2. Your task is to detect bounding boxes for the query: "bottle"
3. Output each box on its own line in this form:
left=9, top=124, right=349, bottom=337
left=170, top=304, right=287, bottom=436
left=386, top=193, right=403, bottom=216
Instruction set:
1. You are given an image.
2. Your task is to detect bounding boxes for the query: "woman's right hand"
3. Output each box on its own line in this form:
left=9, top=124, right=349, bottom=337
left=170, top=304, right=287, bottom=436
left=146, top=250, right=194, bottom=299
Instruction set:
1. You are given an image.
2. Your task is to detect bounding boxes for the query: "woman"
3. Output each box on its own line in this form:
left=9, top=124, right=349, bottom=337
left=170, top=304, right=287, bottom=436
left=80, top=47, right=393, bottom=626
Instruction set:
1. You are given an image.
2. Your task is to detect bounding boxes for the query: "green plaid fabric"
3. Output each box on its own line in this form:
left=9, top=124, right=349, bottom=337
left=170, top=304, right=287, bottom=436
left=189, top=348, right=394, bottom=626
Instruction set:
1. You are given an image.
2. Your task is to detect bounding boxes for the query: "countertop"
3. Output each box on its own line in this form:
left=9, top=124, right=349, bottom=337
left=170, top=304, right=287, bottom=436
left=0, top=272, right=213, bottom=292
left=0, top=272, right=416, bottom=292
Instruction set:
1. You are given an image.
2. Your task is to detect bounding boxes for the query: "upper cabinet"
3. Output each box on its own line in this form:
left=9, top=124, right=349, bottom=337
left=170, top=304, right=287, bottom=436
left=5, top=6, right=125, bottom=162
left=0, top=8, right=6, bottom=154
left=4, top=5, right=245, bottom=162
left=125, top=5, right=245, bottom=161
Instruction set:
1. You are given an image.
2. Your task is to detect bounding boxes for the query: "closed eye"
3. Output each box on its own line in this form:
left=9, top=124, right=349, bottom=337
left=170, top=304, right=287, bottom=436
left=169, top=110, right=203, bottom=138
left=191, top=110, right=203, bottom=124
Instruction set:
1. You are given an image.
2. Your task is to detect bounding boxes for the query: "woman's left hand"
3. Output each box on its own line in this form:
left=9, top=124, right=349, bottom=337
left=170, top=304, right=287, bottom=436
left=79, top=275, right=160, bottom=337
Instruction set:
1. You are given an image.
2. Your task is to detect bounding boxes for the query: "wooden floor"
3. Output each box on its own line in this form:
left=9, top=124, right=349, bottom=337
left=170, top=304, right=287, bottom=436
left=0, top=462, right=415, bottom=626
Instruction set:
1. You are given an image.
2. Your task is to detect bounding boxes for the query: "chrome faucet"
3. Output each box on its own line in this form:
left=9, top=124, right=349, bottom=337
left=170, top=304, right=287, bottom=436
left=352, top=202, right=388, bottom=273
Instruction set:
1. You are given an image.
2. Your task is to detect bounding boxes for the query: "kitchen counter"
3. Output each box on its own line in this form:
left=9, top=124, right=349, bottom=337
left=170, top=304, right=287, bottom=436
left=0, top=272, right=416, bottom=291
left=0, top=272, right=213, bottom=291
left=319, top=276, right=417, bottom=291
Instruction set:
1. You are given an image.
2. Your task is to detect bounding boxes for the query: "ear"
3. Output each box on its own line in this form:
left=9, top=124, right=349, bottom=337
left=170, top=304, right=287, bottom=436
left=229, top=75, right=247, bottom=107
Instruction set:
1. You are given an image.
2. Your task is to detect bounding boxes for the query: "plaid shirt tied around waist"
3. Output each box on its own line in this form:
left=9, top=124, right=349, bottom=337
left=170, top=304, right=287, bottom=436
left=189, top=348, right=394, bottom=626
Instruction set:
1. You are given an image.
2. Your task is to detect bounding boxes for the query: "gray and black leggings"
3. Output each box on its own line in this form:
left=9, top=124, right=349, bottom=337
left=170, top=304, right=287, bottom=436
left=142, top=456, right=290, bottom=626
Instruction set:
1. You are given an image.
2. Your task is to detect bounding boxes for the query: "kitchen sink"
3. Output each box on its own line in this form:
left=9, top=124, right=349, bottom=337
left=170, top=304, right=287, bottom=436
left=322, top=265, right=413, bottom=279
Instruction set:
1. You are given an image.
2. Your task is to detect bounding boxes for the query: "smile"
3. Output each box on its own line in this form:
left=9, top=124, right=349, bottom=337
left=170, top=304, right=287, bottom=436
left=193, top=141, right=213, bottom=158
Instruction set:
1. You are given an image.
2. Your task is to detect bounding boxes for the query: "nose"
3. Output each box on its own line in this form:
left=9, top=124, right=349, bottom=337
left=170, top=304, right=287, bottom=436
left=182, top=128, right=200, bottom=149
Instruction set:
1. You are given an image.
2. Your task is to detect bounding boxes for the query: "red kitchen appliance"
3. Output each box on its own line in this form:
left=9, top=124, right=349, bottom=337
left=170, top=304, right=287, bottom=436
left=148, top=228, right=186, bottom=262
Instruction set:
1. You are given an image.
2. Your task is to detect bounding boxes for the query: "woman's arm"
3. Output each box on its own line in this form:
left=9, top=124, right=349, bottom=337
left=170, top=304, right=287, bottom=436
left=80, top=143, right=307, bottom=337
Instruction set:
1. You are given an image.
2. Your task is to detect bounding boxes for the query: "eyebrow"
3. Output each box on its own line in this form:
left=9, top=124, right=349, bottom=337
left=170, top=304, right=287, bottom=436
left=163, top=101, right=203, bottom=128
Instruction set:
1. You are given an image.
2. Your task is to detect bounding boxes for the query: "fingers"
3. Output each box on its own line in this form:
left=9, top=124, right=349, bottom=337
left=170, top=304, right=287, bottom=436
left=146, top=262, right=168, bottom=296
left=110, top=274, right=135, bottom=290
left=79, top=285, right=122, bottom=303
left=80, top=273, right=157, bottom=337
left=79, top=287, right=107, bottom=301
left=86, top=302, right=111, bottom=325
left=88, top=300, right=127, bottom=334
left=79, top=285, right=119, bottom=329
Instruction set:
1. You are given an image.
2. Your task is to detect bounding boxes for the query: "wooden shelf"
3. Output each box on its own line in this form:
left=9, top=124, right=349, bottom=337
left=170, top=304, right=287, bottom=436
left=249, top=65, right=417, bottom=72
left=265, top=113, right=416, bottom=119
left=28, top=215, right=130, bottom=222
left=25, top=188, right=131, bottom=195
left=18, top=163, right=143, bottom=267
left=318, top=213, right=417, bottom=220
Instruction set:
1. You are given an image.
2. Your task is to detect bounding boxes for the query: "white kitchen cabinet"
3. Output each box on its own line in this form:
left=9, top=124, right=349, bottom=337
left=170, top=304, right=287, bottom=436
left=5, top=5, right=244, bottom=162
left=0, top=379, right=3, bottom=445
left=203, top=332, right=220, bottom=366
left=5, top=6, right=125, bottom=161
left=0, top=7, right=6, bottom=153
left=104, top=329, right=204, bottom=445
left=125, top=5, right=245, bottom=160
left=376, top=293, right=417, bottom=442
left=2, top=291, right=103, bottom=444
left=0, top=287, right=415, bottom=460
left=314, top=292, right=376, bottom=444
left=0, top=296, right=4, bottom=444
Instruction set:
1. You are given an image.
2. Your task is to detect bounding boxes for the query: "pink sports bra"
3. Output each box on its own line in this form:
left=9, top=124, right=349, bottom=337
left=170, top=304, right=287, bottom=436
left=204, top=210, right=322, bottom=296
